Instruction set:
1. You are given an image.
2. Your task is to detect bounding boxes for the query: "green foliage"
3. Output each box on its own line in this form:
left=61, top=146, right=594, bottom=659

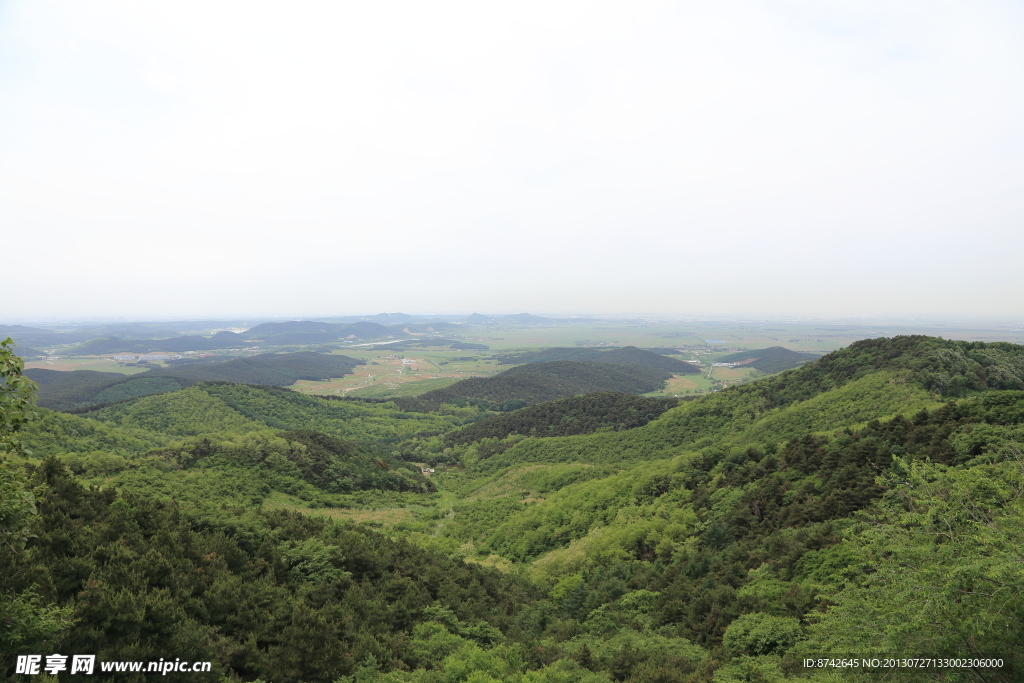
left=745, top=336, right=1024, bottom=403
left=0, top=339, right=75, bottom=657
left=1, top=337, right=37, bottom=456
left=83, top=384, right=268, bottom=435
left=77, top=383, right=462, bottom=443
left=438, top=393, right=1024, bottom=654
left=65, top=428, right=434, bottom=508
left=712, top=656, right=786, bottom=683
left=799, top=459, right=1024, bottom=678
left=15, top=335, right=1024, bottom=682
left=90, top=376, right=184, bottom=404
left=1, top=337, right=41, bottom=549
left=443, top=392, right=681, bottom=451
left=722, top=613, right=802, bottom=657
left=7, top=459, right=538, bottom=682
left=470, top=370, right=936, bottom=472
left=21, top=408, right=168, bottom=457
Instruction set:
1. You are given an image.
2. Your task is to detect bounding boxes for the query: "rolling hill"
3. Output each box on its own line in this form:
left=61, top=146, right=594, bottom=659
left=67, top=330, right=249, bottom=355
left=9, top=335, right=1024, bottom=682
left=410, top=336, right=1024, bottom=672
left=442, top=391, right=683, bottom=448
left=27, top=352, right=364, bottom=410
left=66, top=382, right=456, bottom=443
left=495, top=346, right=701, bottom=374
left=393, top=360, right=674, bottom=411
left=715, top=345, right=821, bottom=373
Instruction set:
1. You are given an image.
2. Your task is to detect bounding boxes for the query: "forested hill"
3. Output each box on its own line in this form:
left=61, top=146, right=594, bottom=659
left=390, top=336, right=1024, bottom=680
left=7, top=460, right=533, bottom=682
left=68, top=330, right=248, bottom=355
left=443, top=392, right=683, bottom=447
left=59, top=382, right=449, bottom=442
left=8, top=335, right=1024, bottom=682
left=27, top=352, right=363, bottom=410
left=496, top=345, right=701, bottom=374
left=394, top=360, right=673, bottom=412
left=447, top=336, right=1024, bottom=471
left=20, top=382, right=459, bottom=502
left=742, top=335, right=1024, bottom=402
left=716, top=346, right=821, bottom=373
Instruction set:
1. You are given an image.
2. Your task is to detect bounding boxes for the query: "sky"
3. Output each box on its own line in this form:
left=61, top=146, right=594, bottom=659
left=2, top=0, right=1023, bottom=321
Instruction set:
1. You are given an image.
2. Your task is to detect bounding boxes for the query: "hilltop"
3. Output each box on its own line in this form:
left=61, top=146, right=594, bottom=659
left=715, top=345, right=821, bottom=373
left=394, top=360, right=674, bottom=411
left=495, top=345, right=701, bottom=374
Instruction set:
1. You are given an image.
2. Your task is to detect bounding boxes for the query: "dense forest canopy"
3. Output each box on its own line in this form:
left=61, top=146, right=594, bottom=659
left=4, top=335, right=1023, bottom=682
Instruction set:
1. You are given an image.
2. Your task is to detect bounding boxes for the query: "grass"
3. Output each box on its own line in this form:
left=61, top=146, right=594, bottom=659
left=293, top=346, right=505, bottom=396
left=262, top=491, right=417, bottom=526
left=350, top=377, right=461, bottom=398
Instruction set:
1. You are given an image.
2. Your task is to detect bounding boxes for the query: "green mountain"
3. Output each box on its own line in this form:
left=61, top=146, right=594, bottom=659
left=20, top=383, right=459, bottom=507
left=456, top=335, right=1020, bottom=471
left=6, top=460, right=532, bottom=682
left=7, top=335, right=1024, bottom=682
left=27, top=352, right=363, bottom=410
left=416, top=337, right=1024, bottom=673
left=496, top=345, right=701, bottom=374
left=394, top=360, right=674, bottom=412
left=71, top=382, right=459, bottom=442
left=716, top=346, right=821, bottom=373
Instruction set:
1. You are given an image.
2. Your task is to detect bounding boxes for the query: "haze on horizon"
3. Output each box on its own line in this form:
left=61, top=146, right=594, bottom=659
left=3, top=1, right=1022, bottom=321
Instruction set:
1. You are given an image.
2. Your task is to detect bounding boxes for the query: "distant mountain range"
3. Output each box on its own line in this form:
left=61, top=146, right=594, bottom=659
left=2, top=313, right=590, bottom=356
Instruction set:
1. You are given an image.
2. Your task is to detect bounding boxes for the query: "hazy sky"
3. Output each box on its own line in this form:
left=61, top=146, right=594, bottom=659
left=3, top=1, right=1023, bottom=320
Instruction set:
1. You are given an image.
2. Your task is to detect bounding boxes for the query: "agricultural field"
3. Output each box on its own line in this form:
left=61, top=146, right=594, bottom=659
left=289, top=318, right=1024, bottom=398
left=292, top=346, right=505, bottom=396
left=454, top=320, right=1024, bottom=356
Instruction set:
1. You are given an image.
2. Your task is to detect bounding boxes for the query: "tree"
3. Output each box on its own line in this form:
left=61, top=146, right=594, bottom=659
left=0, top=337, right=74, bottom=655
left=800, top=457, right=1024, bottom=682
